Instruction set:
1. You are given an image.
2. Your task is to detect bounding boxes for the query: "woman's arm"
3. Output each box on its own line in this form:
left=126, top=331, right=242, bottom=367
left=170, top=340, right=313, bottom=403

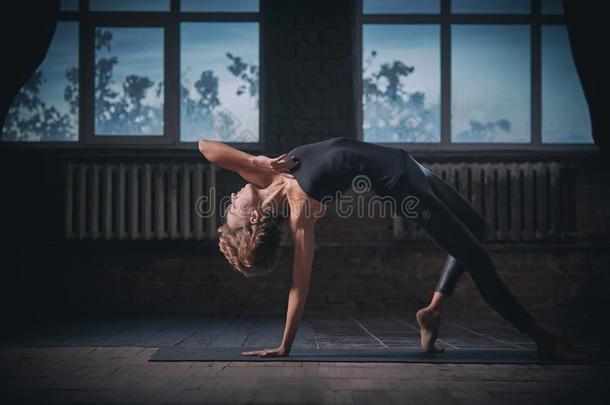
left=279, top=214, right=316, bottom=353
left=242, top=211, right=316, bottom=357
left=198, top=139, right=298, bottom=188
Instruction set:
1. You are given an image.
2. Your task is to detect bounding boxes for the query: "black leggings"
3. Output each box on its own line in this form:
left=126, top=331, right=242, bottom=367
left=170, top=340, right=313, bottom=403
left=391, top=153, right=535, bottom=333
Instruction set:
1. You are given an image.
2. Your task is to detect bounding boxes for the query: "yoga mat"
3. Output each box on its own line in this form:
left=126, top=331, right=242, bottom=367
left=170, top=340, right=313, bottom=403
left=149, top=346, right=601, bottom=365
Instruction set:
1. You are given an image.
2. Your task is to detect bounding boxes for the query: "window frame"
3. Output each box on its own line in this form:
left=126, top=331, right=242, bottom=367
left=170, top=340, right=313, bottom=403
left=0, top=0, right=265, bottom=151
left=356, top=0, right=598, bottom=153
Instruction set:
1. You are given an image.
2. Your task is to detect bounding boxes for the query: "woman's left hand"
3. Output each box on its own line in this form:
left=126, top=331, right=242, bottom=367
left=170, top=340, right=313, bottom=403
left=241, top=346, right=289, bottom=357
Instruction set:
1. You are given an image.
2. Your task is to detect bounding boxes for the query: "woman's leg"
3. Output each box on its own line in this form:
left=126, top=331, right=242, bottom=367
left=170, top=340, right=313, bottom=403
left=395, top=157, right=536, bottom=335
left=396, top=156, right=566, bottom=357
left=423, top=167, right=490, bottom=297
left=413, top=167, right=490, bottom=351
left=435, top=257, right=466, bottom=297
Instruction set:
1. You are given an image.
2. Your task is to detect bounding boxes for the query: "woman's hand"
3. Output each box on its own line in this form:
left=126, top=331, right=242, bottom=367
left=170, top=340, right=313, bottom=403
left=253, top=154, right=299, bottom=178
left=241, top=346, right=289, bottom=358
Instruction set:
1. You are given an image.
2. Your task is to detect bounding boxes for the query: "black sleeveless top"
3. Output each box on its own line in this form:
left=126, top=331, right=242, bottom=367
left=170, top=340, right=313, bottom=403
left=287, top=137, right=407, bottom=203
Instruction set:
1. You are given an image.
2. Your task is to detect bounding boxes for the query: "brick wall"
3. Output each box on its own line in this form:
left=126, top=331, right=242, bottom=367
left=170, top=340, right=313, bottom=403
left=264, top=0, right=356, bottom=153
left=5, top=238, right=609, bottom=330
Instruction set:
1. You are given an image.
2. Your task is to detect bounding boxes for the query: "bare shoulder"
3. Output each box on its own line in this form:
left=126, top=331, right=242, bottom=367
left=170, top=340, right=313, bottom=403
left=285, top=178, right=326, bottom=230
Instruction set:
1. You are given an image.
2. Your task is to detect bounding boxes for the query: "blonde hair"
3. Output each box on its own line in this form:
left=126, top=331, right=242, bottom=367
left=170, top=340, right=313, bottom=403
left=217, top=203, right=287, bottom=278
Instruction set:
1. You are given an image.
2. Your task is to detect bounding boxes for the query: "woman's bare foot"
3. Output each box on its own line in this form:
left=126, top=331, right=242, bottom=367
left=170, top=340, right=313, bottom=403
left=416, top=307, right=444, bottom=353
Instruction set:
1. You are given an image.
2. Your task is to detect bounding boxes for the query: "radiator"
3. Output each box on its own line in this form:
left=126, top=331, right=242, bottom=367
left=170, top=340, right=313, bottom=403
left=393, top=162, right=563, bottom=241
left=64, top=162, right=217, bottom=240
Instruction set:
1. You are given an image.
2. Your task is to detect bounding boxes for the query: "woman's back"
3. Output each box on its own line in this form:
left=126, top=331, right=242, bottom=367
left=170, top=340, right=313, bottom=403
left=287, top=137, right=407, bottom=203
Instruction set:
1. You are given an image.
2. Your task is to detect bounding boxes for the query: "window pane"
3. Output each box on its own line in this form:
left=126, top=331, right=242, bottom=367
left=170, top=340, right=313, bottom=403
left=181, top=23, right=259, bottom=142
left=60, top=0, right=79, bottom=11
left=94, top=27, right=164, bottom=135
left=181, top=0, right=259, bottom=12
left=1, top=22, right=79, bottom=142
left=452, top=0, right=530, bottom=14
left=90, top=0, right=170, bottom=12
left=542, top=0, right=564, bottom=14
left=363, top=25, right=440, bottom=143
left=452, top=25, right=530, bottom=143
left=363, top=0, right=440, bottom=14
left=542, top=26, right=592, bottom=143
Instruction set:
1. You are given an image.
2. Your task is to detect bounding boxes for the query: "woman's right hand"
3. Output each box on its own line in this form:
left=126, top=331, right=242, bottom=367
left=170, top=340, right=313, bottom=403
left=253, top=154, right=299, bottom=178
left=241, top=346, right=289, bottom=357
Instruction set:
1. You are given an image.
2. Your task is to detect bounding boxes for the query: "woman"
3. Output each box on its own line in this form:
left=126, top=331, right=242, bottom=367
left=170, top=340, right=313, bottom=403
left=199, top=136, right=562, bottom=359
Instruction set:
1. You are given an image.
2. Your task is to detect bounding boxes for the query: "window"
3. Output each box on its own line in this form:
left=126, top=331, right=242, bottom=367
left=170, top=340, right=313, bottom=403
left=542, top=25, right=592, bottom=143
left=60, top=0, right=79, bottom=12
left=452, top=0, right=530, bottom=14
left=90, top=0, right=170, bottom=12
left=363, top=24, right=440, bottom=143
left=1, top=21, right=79, bottom=142
left=1, top=0, right=261, bottom=147
left=181, top=0, right=259, bottom=12
left=360, top=0, right=594, bottom=149
left=94, top=27, right=165, bottom=136
left=363, top=0, right=440, bottom=14
left=181, top=22, right=259, bottom=142
left=452, top=25, right=530, bottom=143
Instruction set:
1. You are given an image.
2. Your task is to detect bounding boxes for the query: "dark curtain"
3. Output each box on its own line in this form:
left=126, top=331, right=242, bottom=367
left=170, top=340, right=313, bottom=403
left=563, top=0, right=610, bottom=159
left=0, top=1, right=60, bottom=131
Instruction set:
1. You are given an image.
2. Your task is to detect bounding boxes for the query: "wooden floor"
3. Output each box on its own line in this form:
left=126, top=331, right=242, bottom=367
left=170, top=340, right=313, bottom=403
left=1, top=310, right=608, bottom=404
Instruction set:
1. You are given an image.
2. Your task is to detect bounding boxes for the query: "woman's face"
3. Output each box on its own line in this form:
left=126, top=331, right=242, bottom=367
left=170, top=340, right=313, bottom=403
left=225, top=183, right=262, bottom=229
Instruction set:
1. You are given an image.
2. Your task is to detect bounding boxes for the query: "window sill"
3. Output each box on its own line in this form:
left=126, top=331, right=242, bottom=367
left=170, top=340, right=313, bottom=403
left=0, top=140, right=601, bottom=162
left=378, top=143, right=601, bottom=162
